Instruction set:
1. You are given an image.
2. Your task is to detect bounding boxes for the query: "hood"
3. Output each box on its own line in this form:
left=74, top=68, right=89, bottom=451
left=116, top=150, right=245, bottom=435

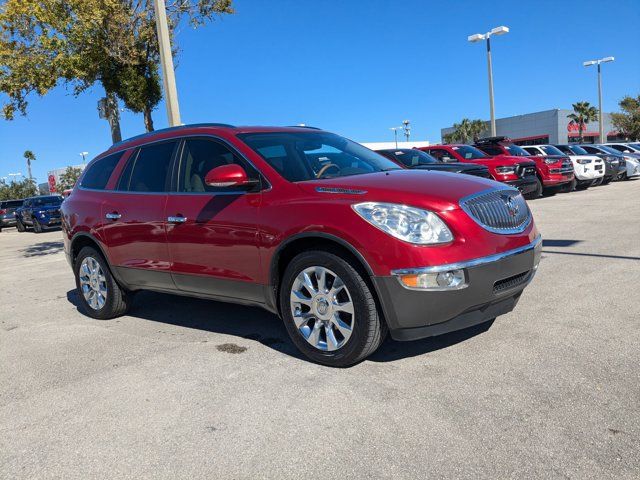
left=411, top=163, right=487, bottom=173
left=297, top=170, right=503, bottom=212
left=469, top=155, right=526, bottom=167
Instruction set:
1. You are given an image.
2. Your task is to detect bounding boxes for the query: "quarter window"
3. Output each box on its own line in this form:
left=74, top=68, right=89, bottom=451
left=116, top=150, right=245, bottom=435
left=80, top=152, right=124, bottom=190
left=117, top=141, right=178, bottom=192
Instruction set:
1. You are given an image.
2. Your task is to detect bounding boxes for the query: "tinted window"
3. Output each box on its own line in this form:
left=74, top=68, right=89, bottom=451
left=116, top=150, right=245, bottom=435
left=81, top=152, right=124, bottom=190
left=117, top=141, right=177, bottom=192
left=31, top=196, right=62, bottom=207
left=506, top=145, right=530, bottom=156
left=450, top=145, right=487, bottom=159
left=567, top=145, right=588, bottom=155
left=426, top=149, right=452, bottom=161
left=179, top=138, right=258, bottom=192
left=540, top=145, right=565, bottom=156
left=478, top=144, right=503, bottom=156
left=607, top=145, right=628, bottom=153
left=239, top=132, right=400, bottom=182
left=377, top=149, right=437, bottom=167
left=523, top=147, right=542, bottom=155
left=598, top=145, right=623, bottom=155
left=0, top=200, right=23, bottom=208
left=581, top=145, right=602, bottom=154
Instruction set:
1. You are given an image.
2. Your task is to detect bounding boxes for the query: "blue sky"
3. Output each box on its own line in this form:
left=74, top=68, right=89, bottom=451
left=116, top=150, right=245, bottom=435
left=2, top=0, right=639, bottom=183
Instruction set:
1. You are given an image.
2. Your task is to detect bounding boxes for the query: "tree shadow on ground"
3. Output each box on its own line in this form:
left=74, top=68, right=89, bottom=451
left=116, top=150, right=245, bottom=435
left=20, top=241, right=64, bottom=257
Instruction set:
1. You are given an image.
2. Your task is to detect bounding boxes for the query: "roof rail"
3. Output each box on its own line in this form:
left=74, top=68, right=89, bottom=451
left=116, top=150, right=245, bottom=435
left=110, top=123, right=236, bottom=148
left=286, top=125, right=322, bottom=130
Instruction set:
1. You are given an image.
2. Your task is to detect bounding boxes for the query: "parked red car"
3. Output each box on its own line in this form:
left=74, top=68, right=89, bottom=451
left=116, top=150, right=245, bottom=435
left=474, top=137, right=575, bottom=196
left=62, top=124, right=541, bottom=367
left=419, top=144, right=539, bottom=197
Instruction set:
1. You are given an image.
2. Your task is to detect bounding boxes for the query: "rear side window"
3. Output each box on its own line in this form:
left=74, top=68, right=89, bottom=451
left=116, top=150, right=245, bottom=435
left=478, top=145, right=504, bottom=156
left=81, top=152, right=124, bottom=190
left=117, top=141, right=178, bottom=192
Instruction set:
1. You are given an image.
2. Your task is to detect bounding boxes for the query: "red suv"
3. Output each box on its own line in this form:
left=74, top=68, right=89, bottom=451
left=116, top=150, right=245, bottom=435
left=474, top=137, right=575, bottom=196
left=419, top=144, right=539, bottom=198
left=62, top=124, right=541, bottom=367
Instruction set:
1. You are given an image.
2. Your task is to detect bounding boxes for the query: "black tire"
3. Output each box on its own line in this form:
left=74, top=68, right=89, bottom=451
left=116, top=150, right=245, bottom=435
left=74, top=246, right=131, bottom=320
left=542, top=185, right=559, bottom=197
left=559, top=178, right=577, bottom=193
left=575, top=180, right=590, bottom=190
left=16, top=218, right=26, bottom=232
left=279, top=250, right=387, bottom=367
left=33, top=218, right=43, bottom=233
left=524, top=177, right=543, bottom=200
left=621, top=172, right=629, bottom=181
left=602, top=176, right=612, bottom=185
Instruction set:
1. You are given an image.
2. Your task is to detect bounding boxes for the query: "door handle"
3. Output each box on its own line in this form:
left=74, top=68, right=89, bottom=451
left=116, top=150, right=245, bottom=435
left=105, top=212, right=121, bottom=220
left=167, top=215, right=187, bottom=224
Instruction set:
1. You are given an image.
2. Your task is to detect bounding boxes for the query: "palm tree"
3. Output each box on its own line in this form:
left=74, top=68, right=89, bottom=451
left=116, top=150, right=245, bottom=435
left=444, top=118, right=488, bottom=143
left=23, top=150, right=36, bottom=182
left=567, top=102, right=598, bottom=143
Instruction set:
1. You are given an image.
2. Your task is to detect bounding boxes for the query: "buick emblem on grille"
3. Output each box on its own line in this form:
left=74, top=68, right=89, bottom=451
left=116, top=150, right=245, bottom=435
left=502, top=194, right=519, bottom=217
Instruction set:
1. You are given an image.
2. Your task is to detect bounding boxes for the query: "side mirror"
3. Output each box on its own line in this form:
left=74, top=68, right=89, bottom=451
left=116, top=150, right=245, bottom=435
left=204, top=164, right=254, bottom=188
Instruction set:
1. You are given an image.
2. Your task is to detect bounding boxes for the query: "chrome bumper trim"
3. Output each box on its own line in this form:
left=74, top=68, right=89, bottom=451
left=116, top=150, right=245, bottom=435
left=391, top=235, right=542, bottom=276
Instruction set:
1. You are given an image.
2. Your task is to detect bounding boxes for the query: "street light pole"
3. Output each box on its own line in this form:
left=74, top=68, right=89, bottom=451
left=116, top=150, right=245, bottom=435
left=153, top=0, right=181, bottom=127
left=468, top=26, right=509, bottom=136
left=390, top=127, right=402, bottom=148
left=79, top=152, right=89, bottom=164
left=583, top=57, right=614, bottom=143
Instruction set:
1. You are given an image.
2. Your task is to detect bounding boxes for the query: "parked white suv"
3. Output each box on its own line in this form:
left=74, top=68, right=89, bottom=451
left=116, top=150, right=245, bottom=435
left=522, top=144, right=604, bottom=189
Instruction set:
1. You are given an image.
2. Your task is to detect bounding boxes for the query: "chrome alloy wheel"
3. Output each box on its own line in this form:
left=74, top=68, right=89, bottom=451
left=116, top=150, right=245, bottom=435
left=79, top=256, right=107, bottom=310
left=289, top=266, right=355, bottom=351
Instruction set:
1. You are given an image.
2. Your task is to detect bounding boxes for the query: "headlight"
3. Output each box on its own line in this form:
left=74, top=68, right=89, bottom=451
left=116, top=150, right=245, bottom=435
left=576, top=158, right=592, bottom=164
left=495, top=166, right=516, bottom=174
left=37, top=210, right=46, bottom=214
left=352, top=202, right=453, bottom=245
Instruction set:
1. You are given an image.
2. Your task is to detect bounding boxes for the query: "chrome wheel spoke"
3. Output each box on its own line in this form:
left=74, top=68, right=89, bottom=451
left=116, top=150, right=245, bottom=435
left=79, top=257, right=108, bottom=311
left=289, top=266, right=355, bottom=352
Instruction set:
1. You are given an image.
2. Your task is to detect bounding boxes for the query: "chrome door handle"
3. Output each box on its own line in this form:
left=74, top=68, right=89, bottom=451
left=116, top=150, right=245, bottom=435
left=105, top=212, right=121, bottom=220
left=167, top=215, right=187, bottom=223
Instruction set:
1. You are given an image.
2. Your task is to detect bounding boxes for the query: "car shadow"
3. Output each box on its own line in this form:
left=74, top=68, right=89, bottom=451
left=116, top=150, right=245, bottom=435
left=66, top=289, right=493, bottom=365
left=20, top=241, right=64, bottom=257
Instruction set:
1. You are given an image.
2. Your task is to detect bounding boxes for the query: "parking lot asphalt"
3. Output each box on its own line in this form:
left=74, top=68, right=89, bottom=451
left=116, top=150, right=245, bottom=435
left=1, top=180, right=639, bottom=479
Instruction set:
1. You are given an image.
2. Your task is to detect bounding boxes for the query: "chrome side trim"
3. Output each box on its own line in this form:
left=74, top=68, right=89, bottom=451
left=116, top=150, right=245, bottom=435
left=391, top=235, right=542, bottom=276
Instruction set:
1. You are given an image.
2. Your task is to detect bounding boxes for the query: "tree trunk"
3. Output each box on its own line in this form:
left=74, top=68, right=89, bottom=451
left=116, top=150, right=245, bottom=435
left=143, top=107, right=154, bottom=132
left=104, top=92, right=122, bottom=143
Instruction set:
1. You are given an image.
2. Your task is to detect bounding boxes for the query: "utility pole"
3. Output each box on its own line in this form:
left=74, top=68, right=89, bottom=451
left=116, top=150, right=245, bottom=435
left=79, top=152, right=89, bottom=164
left=390, top=127, right=402, bottom=148
left=468, top=26, right=510, bottom=136
left=583, top=57, right=614, bottom=143
left=402, top=120, right=411, bottom=141
left=154, top=0, right=181, bottom=126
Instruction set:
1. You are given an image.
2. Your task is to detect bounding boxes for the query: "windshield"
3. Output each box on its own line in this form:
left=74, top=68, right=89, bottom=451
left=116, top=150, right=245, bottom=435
left=630, top=143, right=640, bottom=150
left=540, top=145, right=565, bottom=156
left=506, top=145, right=530, bottom=156
left=238, top=132, right=401, bottom=182
left=568, top=145, right=589, bottom=155
left=377, top=149, right=437, bottom=166
left=597, top=145, right=622, bottom=155
left=32, top=196, right=62, bottom=207
left=450, top=145, right=487, bottom=159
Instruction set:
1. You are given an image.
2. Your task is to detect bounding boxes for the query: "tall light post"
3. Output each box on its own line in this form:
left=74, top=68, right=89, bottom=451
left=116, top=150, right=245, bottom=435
left=468, top=26, right=510, bottom=136
left=583, top=56, right=614, bottom=143
left=153, top=0, right=182, bottom=126
left=79, top=151, right=89, bottom=164
left=402, top=120, right=411, bottom=141
left=390, top=127, right=403, bottom=148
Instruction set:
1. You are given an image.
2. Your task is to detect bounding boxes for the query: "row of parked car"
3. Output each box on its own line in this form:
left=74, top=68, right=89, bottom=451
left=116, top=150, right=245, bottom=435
left=375, top=137, right=640, bottom=199
left=2, top=124, right=638, bottom=367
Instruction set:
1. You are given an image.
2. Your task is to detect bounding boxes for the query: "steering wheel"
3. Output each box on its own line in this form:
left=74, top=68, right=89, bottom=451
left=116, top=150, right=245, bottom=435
left=316, top=163, right=341, bottom=179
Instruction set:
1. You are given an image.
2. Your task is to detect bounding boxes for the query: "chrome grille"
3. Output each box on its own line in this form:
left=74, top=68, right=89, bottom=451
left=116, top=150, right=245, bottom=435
left=460, top=189, right=531, bottom=234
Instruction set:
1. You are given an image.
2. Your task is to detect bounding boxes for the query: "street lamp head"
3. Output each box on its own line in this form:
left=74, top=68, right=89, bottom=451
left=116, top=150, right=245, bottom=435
left=467, top=33, right=485, bottom=43
left=490, top=26, right=509, bottom=36
left=583, top=60, right=597, bottom=67
left=601, top=56, right=615, bottom=63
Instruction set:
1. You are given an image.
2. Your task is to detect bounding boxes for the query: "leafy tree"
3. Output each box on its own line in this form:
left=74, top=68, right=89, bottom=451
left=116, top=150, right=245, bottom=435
left=443, top=118, right=488, bottom=143
left=0, top=178, right=37, bottom=200
left=56, top=166, right=83, bottom=192
left=0, top=0, right=234, bottom=134
left=611, top=95, right=640, bottom=141
left=23, top=150, right=36, bottom=181
left=567, top=102, right=598, bottom=143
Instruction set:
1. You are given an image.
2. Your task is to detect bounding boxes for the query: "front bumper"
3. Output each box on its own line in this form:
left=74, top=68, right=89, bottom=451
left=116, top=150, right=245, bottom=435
left=504, top=177, right=538, bottom=195
left=373, top=237, right=542, bottom=341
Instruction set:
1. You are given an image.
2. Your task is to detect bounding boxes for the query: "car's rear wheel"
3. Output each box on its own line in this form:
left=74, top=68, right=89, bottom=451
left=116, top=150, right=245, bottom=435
left=33, top=219, right=42, bottom=233
left=525, top=177, right=543, bottom=200
left=74, top=246, right=131, bottom=320
left=16, top=219, right=26, bottom=232
left=559, top=178, right=577, bottom=193
left=280, top=250, right=387, bottom=367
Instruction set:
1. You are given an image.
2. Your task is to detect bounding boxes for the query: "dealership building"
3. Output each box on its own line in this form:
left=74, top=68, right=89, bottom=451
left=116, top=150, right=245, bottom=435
left=441, top=109, right=625, bottom=145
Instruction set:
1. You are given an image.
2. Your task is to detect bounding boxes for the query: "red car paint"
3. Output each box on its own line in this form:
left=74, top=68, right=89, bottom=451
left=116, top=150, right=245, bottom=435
left=474, top=137, right=574, bottom=188
left=61, top=125, right=540, bottom=364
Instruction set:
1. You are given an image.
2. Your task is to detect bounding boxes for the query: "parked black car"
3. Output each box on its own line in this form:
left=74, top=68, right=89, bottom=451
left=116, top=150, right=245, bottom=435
left=0, top=199, right=23, bottom=231
left=579, top=145, right=626, bottom=181
left=375, top=148, right=492, bottom=178
left=14, top=195, right=63, bottom=233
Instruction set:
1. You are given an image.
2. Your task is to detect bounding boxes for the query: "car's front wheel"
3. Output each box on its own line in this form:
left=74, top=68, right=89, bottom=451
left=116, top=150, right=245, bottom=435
left=32, top=218, right=43, bottom=233
left=280, top=250, right=387, bottom=367
left=16, top=218, right=26, bottom=232
left=74, top=247, right=131, bottom=320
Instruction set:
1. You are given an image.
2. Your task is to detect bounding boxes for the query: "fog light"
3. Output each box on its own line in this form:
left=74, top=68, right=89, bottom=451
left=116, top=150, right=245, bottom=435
left=398, top=269, right=466, bottom=290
